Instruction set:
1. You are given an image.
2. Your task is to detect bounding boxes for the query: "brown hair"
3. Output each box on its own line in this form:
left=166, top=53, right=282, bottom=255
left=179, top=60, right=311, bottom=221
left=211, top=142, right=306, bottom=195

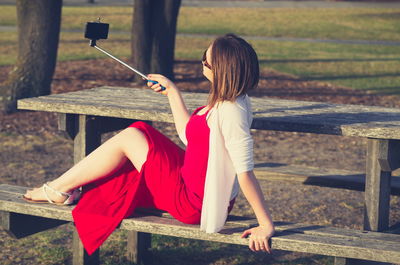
left=208, top=34, right=259, bottom=108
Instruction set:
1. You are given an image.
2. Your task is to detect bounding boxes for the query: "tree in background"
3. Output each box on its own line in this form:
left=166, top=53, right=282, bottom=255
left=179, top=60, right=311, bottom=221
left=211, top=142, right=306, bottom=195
left=0, top=0, right=62, bottom=113
left=131, top=0, right=181, bottom=82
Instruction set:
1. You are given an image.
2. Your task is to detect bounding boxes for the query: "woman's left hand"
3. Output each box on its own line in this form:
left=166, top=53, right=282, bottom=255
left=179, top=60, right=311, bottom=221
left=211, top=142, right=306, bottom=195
left=241, top=225, right=275, bottom=253
left=146, top=74, right=177, bottom=96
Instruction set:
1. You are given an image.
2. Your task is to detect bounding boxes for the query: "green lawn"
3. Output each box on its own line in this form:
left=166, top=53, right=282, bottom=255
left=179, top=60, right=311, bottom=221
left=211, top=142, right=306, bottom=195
left=1, top=5, right=399, bottom=92
left=2, top=6, right=399, bottom=41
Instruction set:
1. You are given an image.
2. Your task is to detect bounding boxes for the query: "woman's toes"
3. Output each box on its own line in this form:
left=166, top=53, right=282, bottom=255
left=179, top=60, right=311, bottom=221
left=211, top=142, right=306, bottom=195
left=24, top=189, right=33, bottom=198
left=24, top=187, right=43, bottom=201
left=23, top=185, right=69, bottom=203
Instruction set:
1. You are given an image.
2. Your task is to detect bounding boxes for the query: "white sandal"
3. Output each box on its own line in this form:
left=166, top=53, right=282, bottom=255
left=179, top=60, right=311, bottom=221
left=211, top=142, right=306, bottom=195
left=23, top=182, right=81, bottom=205
left=43, top=183, right=81, bottom=205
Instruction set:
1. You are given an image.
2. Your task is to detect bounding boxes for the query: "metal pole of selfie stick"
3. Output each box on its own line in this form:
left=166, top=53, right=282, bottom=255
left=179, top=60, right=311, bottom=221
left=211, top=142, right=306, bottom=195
left=89, top=39, right=165, bottom=90
left=90, top=39, right=148, bottom=80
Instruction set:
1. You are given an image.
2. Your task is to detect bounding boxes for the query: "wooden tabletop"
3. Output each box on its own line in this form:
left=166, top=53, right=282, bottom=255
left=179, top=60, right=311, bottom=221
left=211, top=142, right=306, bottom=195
left=17, top=86, right=400, bottom=139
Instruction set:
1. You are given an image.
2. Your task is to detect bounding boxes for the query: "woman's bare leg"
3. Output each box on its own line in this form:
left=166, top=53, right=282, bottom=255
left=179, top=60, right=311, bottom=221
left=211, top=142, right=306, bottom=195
left=24, top=127, right=149, bottom=203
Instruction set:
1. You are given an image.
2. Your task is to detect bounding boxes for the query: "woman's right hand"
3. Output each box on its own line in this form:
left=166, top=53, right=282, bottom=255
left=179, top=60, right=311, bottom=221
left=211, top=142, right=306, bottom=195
left=241, top=224, right=275, bottom=253
left=146, top=74, right=177, bottom=96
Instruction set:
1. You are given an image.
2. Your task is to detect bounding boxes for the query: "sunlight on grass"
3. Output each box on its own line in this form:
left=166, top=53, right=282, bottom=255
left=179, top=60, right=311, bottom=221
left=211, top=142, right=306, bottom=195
left=178, top=7, right=400, bottom=41
left=0, top=32, right=17, bottom=66
left=1, top=5, right=399, bottom=93
left=62, top=6, right=132, bottom=32
left=252, top=39, right=400, bottom=91
left=1, top=6, right=400, bottom=41
left=1, top=30, right=399, bottom=93
left=0, top=6, right=16, bottom=26
left=57, top=31, right=132, bottom=61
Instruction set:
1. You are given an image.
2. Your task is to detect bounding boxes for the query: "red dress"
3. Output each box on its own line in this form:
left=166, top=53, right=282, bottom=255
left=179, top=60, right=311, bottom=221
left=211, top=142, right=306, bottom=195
left=72, top=106, right=225, bottom=255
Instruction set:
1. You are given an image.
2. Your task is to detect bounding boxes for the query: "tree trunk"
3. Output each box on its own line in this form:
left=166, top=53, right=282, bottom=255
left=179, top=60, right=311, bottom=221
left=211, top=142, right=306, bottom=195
left=131, top=0, right=181, bottom=82
left=0, top=0, right=62, bottom=113
left=131, top=0, right=152, bottom=81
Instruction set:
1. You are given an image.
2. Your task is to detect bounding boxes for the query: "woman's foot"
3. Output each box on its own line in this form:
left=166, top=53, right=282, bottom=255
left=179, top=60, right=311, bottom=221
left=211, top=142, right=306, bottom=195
left=23, top=182, right=80, bottom=205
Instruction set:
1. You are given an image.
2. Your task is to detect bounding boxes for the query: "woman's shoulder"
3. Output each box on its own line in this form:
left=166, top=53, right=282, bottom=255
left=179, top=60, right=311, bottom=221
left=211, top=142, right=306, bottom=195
left=218, top=94, right=250, bottom=112
left=213, top=95, right=252, bottom=124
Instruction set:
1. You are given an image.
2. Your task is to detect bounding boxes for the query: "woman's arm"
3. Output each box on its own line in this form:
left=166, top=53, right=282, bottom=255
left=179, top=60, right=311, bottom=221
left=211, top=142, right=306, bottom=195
left=147, top=74, right=190, bottom=140
left=238, top=170, right=275, bottom=253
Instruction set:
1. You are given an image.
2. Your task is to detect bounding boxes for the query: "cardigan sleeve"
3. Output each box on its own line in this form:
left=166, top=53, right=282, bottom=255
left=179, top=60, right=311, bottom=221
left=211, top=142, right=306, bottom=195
left=219, top=98, right=254, bottom=174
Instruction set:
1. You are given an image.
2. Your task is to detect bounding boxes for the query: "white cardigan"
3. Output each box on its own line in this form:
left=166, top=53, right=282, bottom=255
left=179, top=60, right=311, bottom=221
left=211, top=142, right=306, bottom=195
left=178, top=94, right=254, bottom=233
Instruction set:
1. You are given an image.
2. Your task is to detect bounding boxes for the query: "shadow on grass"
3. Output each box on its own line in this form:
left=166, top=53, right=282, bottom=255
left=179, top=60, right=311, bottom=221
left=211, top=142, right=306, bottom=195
left=141, top=235, right=332, bottom=265
left=260, top=58, right=400, bottom=64
left=362, top=86, right=400, bottom=95
left=300, top=73, right=400, bottom=81
left=355, top=12, right=400, bottom=21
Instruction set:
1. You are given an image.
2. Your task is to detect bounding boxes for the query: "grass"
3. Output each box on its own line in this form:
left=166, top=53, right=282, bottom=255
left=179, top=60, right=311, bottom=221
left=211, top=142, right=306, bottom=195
left=1, top=5, right=400, bottom=92
left=2, top=6, right=400, bottom=41
left=1, top=30, right=399, bottom=92
left=178, top=7, right=400, bottom=41
left=252, top=40, right=400, bottom=91
left=1, top=5, right=399, bottom=92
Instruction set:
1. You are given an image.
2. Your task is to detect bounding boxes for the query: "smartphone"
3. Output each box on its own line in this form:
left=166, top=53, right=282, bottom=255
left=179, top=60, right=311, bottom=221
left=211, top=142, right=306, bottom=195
left=84, top=22, right=109, bottom=40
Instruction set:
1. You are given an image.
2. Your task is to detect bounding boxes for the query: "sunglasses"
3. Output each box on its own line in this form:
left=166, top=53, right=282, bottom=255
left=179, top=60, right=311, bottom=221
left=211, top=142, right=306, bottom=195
left=202, top=50, right=212, bottom=70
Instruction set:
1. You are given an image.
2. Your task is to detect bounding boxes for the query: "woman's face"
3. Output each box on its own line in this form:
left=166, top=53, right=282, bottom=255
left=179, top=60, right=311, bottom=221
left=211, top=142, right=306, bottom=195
left=202, top=45, right=213, bottom=82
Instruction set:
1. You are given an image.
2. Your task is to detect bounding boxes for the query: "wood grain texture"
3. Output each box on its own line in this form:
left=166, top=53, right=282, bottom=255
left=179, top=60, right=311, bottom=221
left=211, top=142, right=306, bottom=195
left=1, top=184, right=400, bottom=264
left=17, top=86, right=400, bottom=139
left=254, top=163, right=400, bottom=195
left=127, top=231, right=151, bottom=264
left=364, top=139, right=392, bottom=232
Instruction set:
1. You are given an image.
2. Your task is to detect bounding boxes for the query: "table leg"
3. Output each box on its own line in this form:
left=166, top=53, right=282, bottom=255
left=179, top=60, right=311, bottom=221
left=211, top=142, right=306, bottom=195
left=364, top=139, right=393, bottom=232
left=71, top=115, right=101, bottom=265
left=127, top=231, right=151, bottom=264
left=335, top=139, right=400, bottom=265
left=73, top=229, right=99, bottom=265
left=73, top=115, right=102, bottom=164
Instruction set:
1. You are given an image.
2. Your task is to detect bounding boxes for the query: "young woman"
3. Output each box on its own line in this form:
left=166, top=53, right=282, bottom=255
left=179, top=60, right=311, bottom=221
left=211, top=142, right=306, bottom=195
left=24, top=34, right=275, bottom=255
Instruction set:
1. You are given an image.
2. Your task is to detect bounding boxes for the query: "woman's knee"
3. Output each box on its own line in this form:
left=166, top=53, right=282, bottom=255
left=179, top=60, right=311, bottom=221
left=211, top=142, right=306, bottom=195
left=118, top=127, right=149, bottom=169
left=119, top=127, right=148, bottom=147
left=129, top=121, right=151, bottom=130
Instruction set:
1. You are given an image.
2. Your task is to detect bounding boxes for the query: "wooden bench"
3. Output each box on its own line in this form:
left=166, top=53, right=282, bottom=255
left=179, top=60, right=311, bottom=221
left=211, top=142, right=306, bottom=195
left=3, top=86, right=399, bottom=264
left=254, top=163, right=400, bottom=195
left=1, top=184, right=400, bottom=265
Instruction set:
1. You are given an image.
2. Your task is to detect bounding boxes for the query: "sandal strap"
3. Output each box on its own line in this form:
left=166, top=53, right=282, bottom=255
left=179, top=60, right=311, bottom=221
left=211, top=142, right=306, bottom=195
left=43, top=183, right=71, bottom=204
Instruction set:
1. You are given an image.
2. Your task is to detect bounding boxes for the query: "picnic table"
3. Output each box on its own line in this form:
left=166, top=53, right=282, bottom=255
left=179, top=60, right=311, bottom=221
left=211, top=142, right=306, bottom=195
left=5, top=86, right=400, bottom=264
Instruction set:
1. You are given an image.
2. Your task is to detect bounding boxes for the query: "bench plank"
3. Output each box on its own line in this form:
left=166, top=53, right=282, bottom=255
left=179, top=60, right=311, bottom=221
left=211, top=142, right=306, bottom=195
left=18, top=86, right=400, bottom=139
left=0, top=184, right=29, bottom=195
left=132, top=209, right=400, bottom=244
left=0, top=188, right=73, bottom=221
left=1, top=184, right=399, bottom=264
left=120, top=216, right=400, bottom=263
left=254, top=163, right=400, bottom=195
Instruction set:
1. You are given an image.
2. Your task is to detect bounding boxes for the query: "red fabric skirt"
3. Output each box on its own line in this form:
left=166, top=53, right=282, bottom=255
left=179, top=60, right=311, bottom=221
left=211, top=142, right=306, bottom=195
left=72, top=121, right=201, bottom=255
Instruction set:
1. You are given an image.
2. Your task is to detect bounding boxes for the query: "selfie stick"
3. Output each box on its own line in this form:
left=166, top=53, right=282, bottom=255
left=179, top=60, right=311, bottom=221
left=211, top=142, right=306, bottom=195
left=86, top=20, right=165, bottom=91
left=91, top=41, right=148, bottom=80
